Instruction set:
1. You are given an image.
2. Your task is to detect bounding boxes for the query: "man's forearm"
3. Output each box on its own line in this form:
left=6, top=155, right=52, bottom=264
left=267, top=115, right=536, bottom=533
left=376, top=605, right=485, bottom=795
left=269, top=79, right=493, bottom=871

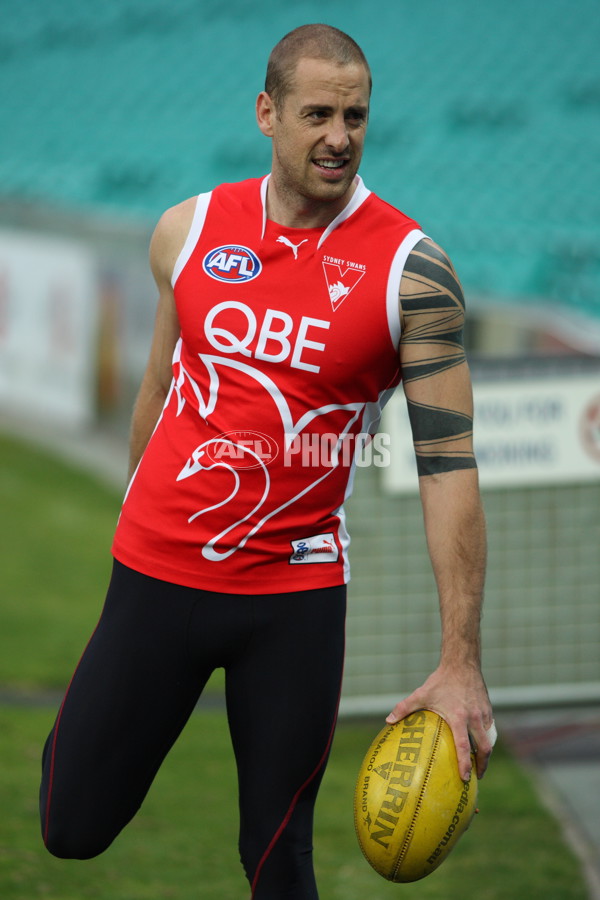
left=127, top=379, right=169, bottom=481
left=419, top=468, right=487, bottom=669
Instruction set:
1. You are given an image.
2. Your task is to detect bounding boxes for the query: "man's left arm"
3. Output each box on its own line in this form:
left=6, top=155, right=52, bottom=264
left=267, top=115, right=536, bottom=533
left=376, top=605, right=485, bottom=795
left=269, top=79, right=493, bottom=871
left=386, top=237, right=494, bottom=780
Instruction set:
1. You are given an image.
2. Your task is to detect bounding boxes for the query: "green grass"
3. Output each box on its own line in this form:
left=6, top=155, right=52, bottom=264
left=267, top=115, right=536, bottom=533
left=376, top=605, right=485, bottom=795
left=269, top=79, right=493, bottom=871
left=0, top=431, right=591, bottom=898
left=0, top=707, right=589, bottom=900
left=0, top=433, right=119, bottom=689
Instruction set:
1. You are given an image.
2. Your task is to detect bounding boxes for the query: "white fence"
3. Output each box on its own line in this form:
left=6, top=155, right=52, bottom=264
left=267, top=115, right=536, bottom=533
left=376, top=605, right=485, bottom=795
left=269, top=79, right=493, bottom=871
left=341, top=373, right=600, bottom=714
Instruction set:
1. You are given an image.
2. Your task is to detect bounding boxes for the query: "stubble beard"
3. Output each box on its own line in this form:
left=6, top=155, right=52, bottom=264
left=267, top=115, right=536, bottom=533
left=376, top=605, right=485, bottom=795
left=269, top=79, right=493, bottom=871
left=272, top=152, right=360, bottom=221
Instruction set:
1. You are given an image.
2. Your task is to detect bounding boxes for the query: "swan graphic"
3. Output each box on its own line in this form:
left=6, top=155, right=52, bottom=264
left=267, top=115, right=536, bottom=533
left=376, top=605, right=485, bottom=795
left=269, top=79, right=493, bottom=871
left=171, top=344, right=367, bottom=561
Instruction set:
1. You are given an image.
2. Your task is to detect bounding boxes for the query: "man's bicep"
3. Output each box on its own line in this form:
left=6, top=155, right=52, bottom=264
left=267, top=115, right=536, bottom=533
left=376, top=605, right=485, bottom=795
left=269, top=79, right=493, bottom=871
left=399, top=239, right=477, bottom=477
left=143, top=206, right=191, bottom=392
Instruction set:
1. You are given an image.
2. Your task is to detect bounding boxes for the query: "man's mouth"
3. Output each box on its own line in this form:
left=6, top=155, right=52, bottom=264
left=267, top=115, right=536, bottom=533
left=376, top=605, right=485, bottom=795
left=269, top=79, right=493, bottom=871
left=312, top=158, right=350, bottom=176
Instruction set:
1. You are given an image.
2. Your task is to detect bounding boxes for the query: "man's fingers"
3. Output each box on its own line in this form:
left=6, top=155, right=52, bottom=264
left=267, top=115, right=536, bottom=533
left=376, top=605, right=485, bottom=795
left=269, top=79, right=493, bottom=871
left=451, top=726, right=475, bottom=782
left=385, top=703, right=406, bottom=724
left=388, top=705, right=479, bottom=782
left=468, top=719, right=497, bottom=779
left=385, top=694, right=421, bottom=724
left=385, top=694, right=496, bottom=782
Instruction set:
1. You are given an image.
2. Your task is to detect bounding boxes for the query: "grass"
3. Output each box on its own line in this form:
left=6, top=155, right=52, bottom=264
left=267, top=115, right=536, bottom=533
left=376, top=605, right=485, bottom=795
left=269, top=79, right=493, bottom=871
left=0, top=433, right=119, bottom=689
left=0, top=707, right=590, bottom=900
left=0, top=430, right=591, bottom=898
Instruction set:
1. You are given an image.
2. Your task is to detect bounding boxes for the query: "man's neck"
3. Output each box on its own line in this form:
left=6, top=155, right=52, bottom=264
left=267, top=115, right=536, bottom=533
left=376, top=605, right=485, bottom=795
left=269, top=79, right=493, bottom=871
left=265, top=176, right=358, bottom=229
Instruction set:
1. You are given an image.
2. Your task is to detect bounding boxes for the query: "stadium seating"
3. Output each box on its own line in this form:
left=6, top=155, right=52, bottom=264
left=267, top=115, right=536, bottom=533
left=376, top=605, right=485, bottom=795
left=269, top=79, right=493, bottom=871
left=0, top=0, right=599, bottom=322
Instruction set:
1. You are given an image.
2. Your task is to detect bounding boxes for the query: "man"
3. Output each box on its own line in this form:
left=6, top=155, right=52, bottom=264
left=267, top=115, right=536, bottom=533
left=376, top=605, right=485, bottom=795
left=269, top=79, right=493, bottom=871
left=40, top=24, right=493, bottom=899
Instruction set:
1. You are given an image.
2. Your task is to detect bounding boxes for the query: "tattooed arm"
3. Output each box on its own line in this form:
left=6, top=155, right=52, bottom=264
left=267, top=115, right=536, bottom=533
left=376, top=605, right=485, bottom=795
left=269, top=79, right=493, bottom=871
left=386, top=238, right=494, bottom=780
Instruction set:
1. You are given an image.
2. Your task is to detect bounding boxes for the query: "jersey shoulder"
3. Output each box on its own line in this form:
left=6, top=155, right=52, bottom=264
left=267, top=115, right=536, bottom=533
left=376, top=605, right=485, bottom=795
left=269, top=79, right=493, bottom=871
left=364, top=190, right=422, bottom=232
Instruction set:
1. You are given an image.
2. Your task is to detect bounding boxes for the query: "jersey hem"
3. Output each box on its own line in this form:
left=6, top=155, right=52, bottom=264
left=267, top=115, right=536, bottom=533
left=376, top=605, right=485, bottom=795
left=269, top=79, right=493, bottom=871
left=111, top=548, right=350, bottom=595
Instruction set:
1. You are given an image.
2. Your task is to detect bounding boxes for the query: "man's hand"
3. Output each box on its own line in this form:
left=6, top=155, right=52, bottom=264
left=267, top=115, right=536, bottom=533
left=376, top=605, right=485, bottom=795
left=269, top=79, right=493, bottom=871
left=385, top=664, right=494, bottom=781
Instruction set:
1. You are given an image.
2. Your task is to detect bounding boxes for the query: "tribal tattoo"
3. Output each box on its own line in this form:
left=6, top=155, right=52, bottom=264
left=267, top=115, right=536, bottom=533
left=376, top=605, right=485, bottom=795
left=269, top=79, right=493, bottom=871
left=399, top=239, right=478, bottom=477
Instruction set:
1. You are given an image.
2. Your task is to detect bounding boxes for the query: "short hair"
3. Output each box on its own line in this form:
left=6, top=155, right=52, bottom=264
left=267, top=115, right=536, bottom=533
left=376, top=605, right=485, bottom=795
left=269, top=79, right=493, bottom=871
left=265, top=24, right=372, bottom=111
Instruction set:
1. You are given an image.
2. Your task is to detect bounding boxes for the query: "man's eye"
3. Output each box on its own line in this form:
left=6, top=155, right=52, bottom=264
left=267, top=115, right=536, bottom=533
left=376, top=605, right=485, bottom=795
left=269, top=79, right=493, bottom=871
left=346, top=112, right=366, bottom=125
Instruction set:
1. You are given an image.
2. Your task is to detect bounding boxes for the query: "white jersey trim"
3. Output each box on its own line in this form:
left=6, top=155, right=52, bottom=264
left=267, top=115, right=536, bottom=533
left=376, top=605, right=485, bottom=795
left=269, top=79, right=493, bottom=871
left=335, top=385, right=399, bottom=583
left=386, top=228, right=427, bottom=351
left=260, top=175, right=269, bottom=239
left=334, top=502, right=351, bottom=583
left=259, top=174, right=371, bottom=244
left=317, top=177, right=371, bottom=248
left=171, top=191, right=212, bottom=288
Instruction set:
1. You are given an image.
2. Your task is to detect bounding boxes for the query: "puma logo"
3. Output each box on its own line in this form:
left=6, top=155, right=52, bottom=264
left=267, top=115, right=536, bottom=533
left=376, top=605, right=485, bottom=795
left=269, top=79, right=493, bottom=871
left=276, top=235, right=308, bottom=260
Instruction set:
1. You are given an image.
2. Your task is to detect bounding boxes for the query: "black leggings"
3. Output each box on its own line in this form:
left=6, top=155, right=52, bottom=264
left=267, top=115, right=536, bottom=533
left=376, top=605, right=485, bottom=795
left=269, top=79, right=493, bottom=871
left=40, top=560, right=346, bottom=899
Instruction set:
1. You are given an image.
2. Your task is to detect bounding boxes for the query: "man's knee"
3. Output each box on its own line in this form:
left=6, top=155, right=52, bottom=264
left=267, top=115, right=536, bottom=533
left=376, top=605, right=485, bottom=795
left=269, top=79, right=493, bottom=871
left=42, top=822, right=113, bottom=860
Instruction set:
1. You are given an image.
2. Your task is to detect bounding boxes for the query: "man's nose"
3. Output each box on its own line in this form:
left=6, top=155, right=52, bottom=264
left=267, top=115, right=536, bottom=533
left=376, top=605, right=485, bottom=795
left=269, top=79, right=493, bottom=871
left=324, top=117, right=350, bottom=153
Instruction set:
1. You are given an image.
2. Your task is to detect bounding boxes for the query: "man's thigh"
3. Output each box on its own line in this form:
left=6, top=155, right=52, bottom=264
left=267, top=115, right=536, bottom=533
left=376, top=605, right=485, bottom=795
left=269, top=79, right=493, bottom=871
left=223, top=585, right=347, bottom=897
left=40, top=561, right=211, bottom=857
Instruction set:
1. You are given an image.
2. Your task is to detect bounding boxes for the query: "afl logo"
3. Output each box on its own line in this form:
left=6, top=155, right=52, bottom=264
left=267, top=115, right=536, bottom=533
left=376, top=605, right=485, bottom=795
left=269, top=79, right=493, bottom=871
left=203, top=245, right=262, bottom=283
left=204, top=430, right=279, bottom=470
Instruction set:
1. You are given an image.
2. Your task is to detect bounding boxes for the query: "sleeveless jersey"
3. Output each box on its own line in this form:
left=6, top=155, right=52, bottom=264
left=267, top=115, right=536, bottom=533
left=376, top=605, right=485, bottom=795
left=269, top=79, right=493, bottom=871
left=112, top=176, right=424, bottom=593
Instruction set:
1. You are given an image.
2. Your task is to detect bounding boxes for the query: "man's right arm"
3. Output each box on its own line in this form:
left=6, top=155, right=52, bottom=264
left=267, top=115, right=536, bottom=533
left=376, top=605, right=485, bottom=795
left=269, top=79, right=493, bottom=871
left=127, top=198, right=196, bottom=481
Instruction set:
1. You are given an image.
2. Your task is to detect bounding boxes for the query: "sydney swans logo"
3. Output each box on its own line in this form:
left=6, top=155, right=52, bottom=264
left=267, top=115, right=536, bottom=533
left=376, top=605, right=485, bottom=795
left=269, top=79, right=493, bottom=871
left=166, top=303, right=368, bottom=562
left=322, top=256, right=366, bottom=311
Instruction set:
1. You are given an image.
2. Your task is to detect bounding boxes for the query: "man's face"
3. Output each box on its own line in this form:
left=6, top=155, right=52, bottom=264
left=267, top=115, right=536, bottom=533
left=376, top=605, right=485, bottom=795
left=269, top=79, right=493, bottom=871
left=259, top=57, right=370, bottom=211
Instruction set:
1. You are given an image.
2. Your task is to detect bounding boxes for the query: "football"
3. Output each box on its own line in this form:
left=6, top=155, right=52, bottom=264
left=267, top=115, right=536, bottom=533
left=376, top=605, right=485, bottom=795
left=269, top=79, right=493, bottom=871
left=354, top=709, right=478, bottom=882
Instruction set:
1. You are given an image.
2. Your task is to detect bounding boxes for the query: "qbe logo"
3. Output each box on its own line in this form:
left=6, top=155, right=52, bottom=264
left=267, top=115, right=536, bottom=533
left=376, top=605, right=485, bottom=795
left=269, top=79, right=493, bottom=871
left=203, top=245, right=262, bottom=283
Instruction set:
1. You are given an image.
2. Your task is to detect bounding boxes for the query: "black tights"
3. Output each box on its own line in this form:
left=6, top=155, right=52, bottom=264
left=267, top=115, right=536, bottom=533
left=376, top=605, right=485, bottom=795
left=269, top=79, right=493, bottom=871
left=40, top=560, right=346, bottom=899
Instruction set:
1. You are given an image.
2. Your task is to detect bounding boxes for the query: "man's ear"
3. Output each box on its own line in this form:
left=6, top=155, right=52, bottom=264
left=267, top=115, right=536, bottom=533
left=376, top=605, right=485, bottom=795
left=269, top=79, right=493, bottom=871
left=256, top=91, right=276, bottom=137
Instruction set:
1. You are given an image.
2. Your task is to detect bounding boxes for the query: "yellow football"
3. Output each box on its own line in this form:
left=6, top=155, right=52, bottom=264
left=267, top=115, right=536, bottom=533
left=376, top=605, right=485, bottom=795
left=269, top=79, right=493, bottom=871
left=354, top=709, right=478, bottom=882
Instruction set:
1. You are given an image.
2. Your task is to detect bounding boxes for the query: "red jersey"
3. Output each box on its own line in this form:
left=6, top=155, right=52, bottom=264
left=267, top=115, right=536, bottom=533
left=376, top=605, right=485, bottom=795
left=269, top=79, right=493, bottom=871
left=112, top=176, right=424, bottom=593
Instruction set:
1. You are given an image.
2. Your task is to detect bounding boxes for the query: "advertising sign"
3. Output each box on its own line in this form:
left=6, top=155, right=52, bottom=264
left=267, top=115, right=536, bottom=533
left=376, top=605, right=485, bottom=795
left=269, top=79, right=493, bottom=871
left=382, top=376, right=600, bottom=493
left=0, top=230, right=98, bottom=427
